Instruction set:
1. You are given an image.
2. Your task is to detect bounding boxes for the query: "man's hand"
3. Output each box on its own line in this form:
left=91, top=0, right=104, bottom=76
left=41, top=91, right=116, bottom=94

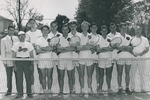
left=29, top=63, right=34, bottom=71
left=14, top=65, right=17, bottom=72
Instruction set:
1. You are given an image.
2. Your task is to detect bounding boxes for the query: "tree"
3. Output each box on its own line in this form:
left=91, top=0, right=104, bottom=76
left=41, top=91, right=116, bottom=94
left=75, top=0, right=134, bottom=28
left=54, top=14, right=70, bottom=33
left=5, top=0, right=43, bottom=31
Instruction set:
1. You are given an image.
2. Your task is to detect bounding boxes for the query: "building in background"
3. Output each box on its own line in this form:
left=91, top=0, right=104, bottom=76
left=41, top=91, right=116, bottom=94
left=0, top=15, right=13, bottom=33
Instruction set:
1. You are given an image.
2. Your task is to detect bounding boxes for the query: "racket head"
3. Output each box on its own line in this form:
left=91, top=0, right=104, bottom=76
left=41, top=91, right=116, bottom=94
left=48, top=36, right=60, bottom=46
left=110, top=37, right=122, bottom=48
left=129, top=37, right=142, bottom=47
left=88, top=35, right=100, bottom=45
left=69, top=35, right=81, bottom=46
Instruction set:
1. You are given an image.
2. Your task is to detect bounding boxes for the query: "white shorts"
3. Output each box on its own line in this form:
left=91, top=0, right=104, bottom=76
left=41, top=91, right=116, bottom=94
left=117, top=52, right=134, bottom=65
left=38, top=60, right=53, bottom=69
left=52, top=52, right=59, bottom=66
left=58, top=60, right=74, bottom=70
left=98, top=59, right=112, bottom=68
left=79, top=59, right=93, bottom=66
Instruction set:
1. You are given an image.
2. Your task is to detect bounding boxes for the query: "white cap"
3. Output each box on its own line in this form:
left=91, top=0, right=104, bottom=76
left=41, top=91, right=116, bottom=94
left=18, top=31, right=25, bottom=35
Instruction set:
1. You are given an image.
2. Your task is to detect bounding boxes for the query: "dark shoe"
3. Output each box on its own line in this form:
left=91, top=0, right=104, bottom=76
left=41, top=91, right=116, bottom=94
left=126, top=88, right=132, bottom=95
left=4, top=92, right=11, bottom=96
left=117, top=88, right=123, bottom=95
left=15, top=95, right=23, bottom=99
left=26, top=95, right=33, bottom=99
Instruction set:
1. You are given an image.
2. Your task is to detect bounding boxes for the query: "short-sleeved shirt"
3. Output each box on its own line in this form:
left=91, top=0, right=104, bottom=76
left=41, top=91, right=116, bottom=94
left=97, top=35, right=111, bottom=58
left=25, top=29, right=42, bottom=44
left=89, top=33, right=101, bottom=59
left=107, top=32, right=121, bottom=59
left=132, top=36, right=149, bottom=55
left=79, top=33, right=92, bottom=58
left=117, top=34, right=133, bottom=58
left=68, top=32, right=82, bottom=58
left=11, top=41, right=34, bottom=58
left=48, top=32, right=62, bottom=58
left=35, top=36, right=52, bottom=58
left=59, top=36, right=72, bottom=58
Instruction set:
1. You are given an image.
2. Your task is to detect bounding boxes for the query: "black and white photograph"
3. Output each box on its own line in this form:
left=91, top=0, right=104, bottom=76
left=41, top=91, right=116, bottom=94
left=0, top=0, right=150, bottom=100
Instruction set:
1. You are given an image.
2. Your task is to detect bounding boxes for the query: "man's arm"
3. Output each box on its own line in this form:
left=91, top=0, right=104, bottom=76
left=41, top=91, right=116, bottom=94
left=1, top=39, right=6, bottom=66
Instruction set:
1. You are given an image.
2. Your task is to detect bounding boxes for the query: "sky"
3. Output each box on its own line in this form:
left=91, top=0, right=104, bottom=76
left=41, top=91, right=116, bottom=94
left=0, top=0, right=142, bottom=25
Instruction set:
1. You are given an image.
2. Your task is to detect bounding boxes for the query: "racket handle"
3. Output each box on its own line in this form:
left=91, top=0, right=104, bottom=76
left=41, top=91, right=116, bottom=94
left=117, top=50, right=121, bottom=54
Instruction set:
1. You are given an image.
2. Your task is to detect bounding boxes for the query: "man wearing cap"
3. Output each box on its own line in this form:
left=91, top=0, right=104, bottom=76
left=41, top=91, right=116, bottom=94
left=1, top=26, right=19, bottom=96
left=12, top=31, right=34, bottom=99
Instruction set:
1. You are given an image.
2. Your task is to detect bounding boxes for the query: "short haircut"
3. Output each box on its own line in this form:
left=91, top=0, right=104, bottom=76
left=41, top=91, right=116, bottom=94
left=41, top=25, right=50, bottom=30
left=28, top=18, right=35, bottom=22
left=50, top=21, right=57, bottom=26
left=81, top=21, right=90, bottom=26
left=69, top=21, right=77, bottom=26
left=8, top=26, right=15, bottom=30
left=120, top=22, right=127, bottom=27
left=101, top=25, right=107, bottom=29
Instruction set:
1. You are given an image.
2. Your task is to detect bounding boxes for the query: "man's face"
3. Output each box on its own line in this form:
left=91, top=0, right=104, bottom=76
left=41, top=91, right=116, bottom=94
left=8, top=28, right=15, bottom=36
left=81, top=25, right=89, bottom=32
left=110, top=24, right=116, bottom=32
left=51, top=23, right=58, bottom=32
left=41, top=27, right=49, bottom=35
left=90, top=25, right=97, bottom=33
left=69, top=24, right=77, bottom=31
left=18, top=34, right=26, bottom=41
left=62, top=26, right=69, bottom=36
left=120, top=25, right=127, bottom=33
left=29, top=20, right=37, bottom=28
left=101, top=28, right=108, bottom=36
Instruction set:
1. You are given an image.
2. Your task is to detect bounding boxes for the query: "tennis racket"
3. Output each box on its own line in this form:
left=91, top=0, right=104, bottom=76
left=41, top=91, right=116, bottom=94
left=67, top=35, right=81, bottom=53
left=47, top=36, right=60, bottom=55
left=108, top=37, right=122, bottom=49
left=129, top=37, right=142, bottom=47
left=88, top=35, right=100, bottom=54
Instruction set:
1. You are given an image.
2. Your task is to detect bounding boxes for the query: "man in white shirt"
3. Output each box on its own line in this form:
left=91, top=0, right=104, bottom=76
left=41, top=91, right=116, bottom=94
left=1, top=26, right=19, bottom=96
left=116, top=23, right=133, bottom=95
left=96, top=25, right=114, bottom=94
left=130, top=26, right=149, bottom=92
left=25, top=18, right=42, bottom=93
left=12, top=31, right=34, bottom=99
left=57, top=24, right=75, bottom=96
left=35, top=25, right=53, bottom=94
left=68, top=21, right=81, bottom=93
left=77, top=21, right=93, bottom=95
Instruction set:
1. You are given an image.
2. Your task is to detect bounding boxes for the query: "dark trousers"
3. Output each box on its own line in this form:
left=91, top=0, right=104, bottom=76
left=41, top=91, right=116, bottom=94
left=5, top=67, right=17, bottom=93
left=15, top=61, right=32, bottom=95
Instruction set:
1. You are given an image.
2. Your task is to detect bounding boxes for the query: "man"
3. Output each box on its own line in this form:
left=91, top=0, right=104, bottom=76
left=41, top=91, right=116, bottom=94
left=57, top=24, right=75, bottom=96
left=130, top=26, right=149, bottom=92
left=35, top=25, right=53, bottom=94
left=25, top=18, right=42, bottom=93
left=116, top=23, right=133, bottom=95
left=68, top=21, right=82, bottom=93
left=1, top=26, right=19, bottom=96
left=77, top=21, right=93, bottom=96
left=12, top=31, right=34, bottom=99
left=96, top=25, right=114, bottom=95
left=88, top=23, right=99, bottom=94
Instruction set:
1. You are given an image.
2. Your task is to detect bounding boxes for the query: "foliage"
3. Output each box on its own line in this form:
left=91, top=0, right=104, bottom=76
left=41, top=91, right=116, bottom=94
left=75, top=0, right=134, bottom=28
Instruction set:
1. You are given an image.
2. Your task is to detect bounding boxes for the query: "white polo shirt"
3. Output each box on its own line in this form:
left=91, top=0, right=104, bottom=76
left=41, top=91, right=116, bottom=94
left=35, top=36, right=52, bottom=58
left=117, top=34, right=133, bottom=58
left=59, top=36, right=71, bottom=58
left=132, top=36, right=149, bottom=55
left=68, top=32, right=82, bottom=58
left=11, top=41, right=34, bottom=58
left=89, top=33, right=101, bottom=59
left=79, top=33, right=92, bottom=58
left=107, top=32, right=121, bottom=59
left=48, top=32, right=62, bottom=58
left=97, top=35, right=111, bottom=58
left=25, top=29, right=42, bottom=44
